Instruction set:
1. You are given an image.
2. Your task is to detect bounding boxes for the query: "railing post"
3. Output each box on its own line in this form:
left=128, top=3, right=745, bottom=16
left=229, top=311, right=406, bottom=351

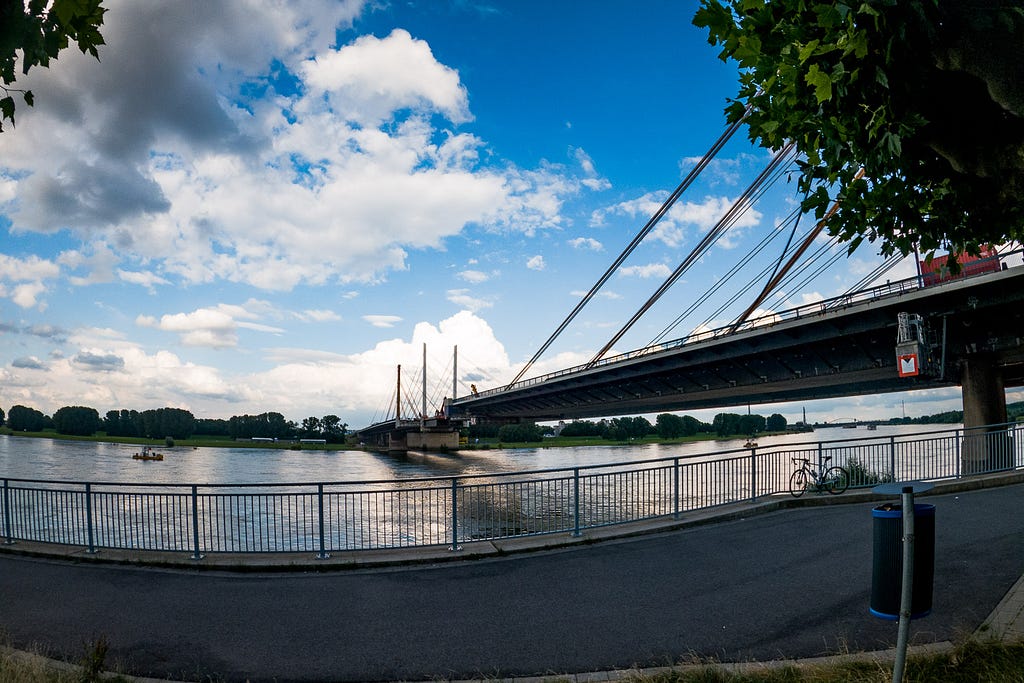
left=889, top=436, right=897, bottom=480
left=749, top=448, right=757, bottom=503
left=449, top=478, right=462, bottom=551
left=572, top=468, right=582, bottom=537
left=316, top=483, right=330, bottom=560
left=190, top=485, right=204, bottom=560
left=84, top=483, right=96, bottom=554
left=817, top=441, right=823, bottom=472
left=673, top=458, right=681, bottom=519
left=3, top=479, right=13, bottom=545
left=955, top=429, right=962, bottom=479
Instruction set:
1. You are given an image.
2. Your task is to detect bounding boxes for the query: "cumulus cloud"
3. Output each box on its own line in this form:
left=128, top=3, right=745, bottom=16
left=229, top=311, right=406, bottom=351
left=526, top=255, right=545, bottom=271
left=0, top=4, right=587, bottom=294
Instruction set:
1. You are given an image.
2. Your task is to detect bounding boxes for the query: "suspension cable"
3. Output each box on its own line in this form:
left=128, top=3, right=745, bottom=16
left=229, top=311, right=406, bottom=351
left=587, top=141, right=797, bottom=367
left=728, top=168, right=866, bottom=332
left=649, top=206, right=802, bottom=346
left=504, top=106, right=755, bottom=388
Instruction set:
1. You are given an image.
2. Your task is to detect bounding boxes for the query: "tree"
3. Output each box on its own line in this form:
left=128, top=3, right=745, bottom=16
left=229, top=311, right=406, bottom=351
left=7, top=404, right=48, bottom=431
left=301, top=416, right=323, bottom=438
left=497, top=422, right=545, bottom=443
left=53, top=405, right=101, bottom=436
left=656, top=413, right=686, bottom=439
left=694, top=1, right=1024, bottom=264
left=1, top=0, right=106, bottom=131
left=321, top=415, right=347, bottom=443
left=0, top=406, right=5, bottom=427
left=766, top=413, right=788, bottom=432
left=139, top=408, right=195, bottom=440
left=712, top=412, right=742, bottom=437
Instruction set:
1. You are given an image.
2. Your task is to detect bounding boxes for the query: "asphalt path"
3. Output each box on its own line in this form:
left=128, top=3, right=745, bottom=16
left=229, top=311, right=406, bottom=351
left=1, top=484, right=1021, bottom=682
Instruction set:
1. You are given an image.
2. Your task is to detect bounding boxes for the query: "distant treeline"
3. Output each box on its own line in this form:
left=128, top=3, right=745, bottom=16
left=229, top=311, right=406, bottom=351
left=468, top=411, right=791, bottom=443
left=872, top=401, right=1024, bottom=426
left=0, top=404, right=348, bottom=443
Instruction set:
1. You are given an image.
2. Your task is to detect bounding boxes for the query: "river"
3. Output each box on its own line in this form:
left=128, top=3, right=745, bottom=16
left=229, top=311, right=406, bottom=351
left=0, top=423, right=960, bottom=485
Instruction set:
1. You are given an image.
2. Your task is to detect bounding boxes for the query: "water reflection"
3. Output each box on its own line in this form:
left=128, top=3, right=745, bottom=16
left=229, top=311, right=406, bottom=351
left=0, top=424, right=961, bottom=485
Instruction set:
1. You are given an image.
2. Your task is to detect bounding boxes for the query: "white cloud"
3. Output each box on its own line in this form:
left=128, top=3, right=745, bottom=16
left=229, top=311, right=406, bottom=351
left=363, top=315, right=403, bottom=328
left=568, top=237, right=603, bottom=251
left=136, top=301, right=281, bottom=348
left=619, top=263, right=672, bottom=279
left=457, top=269, right=491, bottom=284
left=0, top=4, right=585, bottom=293
left=526, top=255, right=545, bottom=271
left=296, top=309, right=341, bottom=322
left=591, top=193, right=762, bottom=248
left=299, top=29, right=471, bottom=126
left=446, top=289, right=493, bottom=312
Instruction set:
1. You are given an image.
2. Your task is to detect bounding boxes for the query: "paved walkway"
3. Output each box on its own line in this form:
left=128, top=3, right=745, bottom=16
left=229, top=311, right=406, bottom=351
left=1, top=472, right=1022, bottom=682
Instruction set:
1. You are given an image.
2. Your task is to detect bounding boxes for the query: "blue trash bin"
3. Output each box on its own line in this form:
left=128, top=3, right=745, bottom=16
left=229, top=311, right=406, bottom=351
left=870, top=503, right=935, bottom=620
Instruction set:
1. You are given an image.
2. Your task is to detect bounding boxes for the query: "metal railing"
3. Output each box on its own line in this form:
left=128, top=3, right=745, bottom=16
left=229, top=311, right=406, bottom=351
left=2, top=423, right=1022, bottom=557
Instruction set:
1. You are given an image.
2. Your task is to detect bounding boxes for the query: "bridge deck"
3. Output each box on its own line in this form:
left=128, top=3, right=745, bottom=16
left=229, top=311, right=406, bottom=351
left=450, top=267, right=1024, bottom=421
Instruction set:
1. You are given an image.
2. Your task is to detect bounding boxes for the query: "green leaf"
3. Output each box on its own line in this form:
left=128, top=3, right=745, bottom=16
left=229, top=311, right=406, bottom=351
left=804, top=63, right=833, bottom=102
left=798, top=39, right=820, bottom=62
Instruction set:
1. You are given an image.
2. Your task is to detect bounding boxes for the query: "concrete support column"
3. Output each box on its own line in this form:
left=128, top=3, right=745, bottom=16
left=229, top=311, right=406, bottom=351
left=960, top=355, right=1010, bottom=474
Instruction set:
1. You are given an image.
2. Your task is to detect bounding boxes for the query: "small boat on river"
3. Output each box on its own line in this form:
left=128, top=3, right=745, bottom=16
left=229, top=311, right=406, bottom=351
left=132, top=446, right=164, bottom=461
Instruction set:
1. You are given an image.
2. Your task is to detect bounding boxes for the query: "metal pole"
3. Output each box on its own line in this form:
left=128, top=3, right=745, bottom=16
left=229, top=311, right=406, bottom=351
left=83, top=483, right=97, bottom=553
left=316, top=484, right=330, bottom=559
left=449, top=478, right=461, bottom=551
left=673, top=458, right=681, bottom=519
left=421, top=343, right=427, bottom=430
left=955, top=429, right=962, bottom=479
left=892, top=486, right=916, bottom=683
left=890, top=436, right=897, bottom=480
left=190, top=485, right=204, bottom=560
left=3, top=479, right=13, bottom=545
left=572, top=468, right=582, bottom=537
left=749, top=447, right=757, bottom=503
left=395, top=365, right=402, bottom=428
left=453, top=345, right=458, bottom=400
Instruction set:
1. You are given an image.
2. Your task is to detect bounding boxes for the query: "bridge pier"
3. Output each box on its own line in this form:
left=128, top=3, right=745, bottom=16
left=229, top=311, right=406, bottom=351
left=960, top=354, right=1013, bottom=474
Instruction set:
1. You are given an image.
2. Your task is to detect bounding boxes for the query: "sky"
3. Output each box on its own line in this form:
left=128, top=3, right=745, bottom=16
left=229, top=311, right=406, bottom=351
left=0, top=0, right=1007, bottom=428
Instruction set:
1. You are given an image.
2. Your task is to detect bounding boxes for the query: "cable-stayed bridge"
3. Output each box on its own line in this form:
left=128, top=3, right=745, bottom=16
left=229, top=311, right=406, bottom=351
left=357, top=117, right=1024, bottom=466
left=447, top=262, right=1024, bottom=423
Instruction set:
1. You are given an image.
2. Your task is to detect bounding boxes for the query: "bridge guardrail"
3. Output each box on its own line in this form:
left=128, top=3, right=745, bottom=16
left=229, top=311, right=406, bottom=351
left=2, top=423, right=1021, bottom=557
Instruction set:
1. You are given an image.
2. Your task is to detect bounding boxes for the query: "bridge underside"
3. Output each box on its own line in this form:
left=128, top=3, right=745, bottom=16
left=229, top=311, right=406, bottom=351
left=358, top=417, right=462, bottom=452
left=450, top=268, right=1024, bottom=422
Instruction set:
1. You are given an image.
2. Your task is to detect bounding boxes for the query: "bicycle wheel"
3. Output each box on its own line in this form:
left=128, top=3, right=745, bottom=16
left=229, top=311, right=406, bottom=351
left=789, top=469, right=809, bottom=497
left=824, top=466, right=850, bottom=494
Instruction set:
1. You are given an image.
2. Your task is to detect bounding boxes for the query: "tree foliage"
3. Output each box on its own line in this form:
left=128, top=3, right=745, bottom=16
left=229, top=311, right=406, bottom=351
left=694, top=0, right=1024, bottom=263
left=7, top=404, right=49, bottom=431
left=497, top=422, right=545, bottom=443
left=53, top=405, right=101, bottom=436
left=228, top=412, right=295, bottom=440
left=0, top=0, right=106, bottom=131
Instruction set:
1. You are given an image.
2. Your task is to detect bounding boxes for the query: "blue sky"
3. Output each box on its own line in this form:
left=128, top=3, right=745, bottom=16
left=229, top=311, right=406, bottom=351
left=0, top=0, right=991, bottom=427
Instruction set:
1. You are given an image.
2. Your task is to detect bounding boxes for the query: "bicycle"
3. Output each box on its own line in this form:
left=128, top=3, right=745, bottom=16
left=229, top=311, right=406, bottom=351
left=789, top=456, right=850, bottom=497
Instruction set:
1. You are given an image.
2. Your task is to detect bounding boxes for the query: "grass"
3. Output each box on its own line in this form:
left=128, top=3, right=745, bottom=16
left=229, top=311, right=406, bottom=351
left=2, top=638, right=1022, bottom=682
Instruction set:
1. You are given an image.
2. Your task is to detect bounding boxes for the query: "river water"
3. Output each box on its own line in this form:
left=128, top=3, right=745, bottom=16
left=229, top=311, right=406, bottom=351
left=0, top=424, right=960, bottom=486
